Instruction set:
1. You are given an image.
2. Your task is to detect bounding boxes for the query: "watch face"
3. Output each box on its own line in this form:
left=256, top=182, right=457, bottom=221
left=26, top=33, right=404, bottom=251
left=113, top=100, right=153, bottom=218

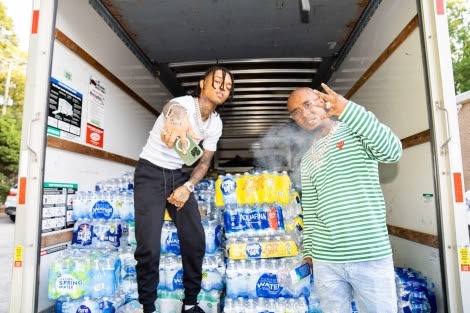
left=185, top=182, right=194, bottom=192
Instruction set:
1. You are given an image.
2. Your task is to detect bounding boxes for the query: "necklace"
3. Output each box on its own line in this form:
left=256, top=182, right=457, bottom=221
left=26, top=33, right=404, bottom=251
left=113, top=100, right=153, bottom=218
left=310, top=121, right=339, bottom=168
left=194, top=97, right=210, bottom=137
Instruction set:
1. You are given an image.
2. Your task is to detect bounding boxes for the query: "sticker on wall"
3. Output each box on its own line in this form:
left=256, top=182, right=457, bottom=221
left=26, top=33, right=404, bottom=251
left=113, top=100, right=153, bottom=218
left=422, top=193, right=434, bottom=205
left=86, top=77, right=106, bottom=148
left=459, top=247, right=470, bottom=271
left=14, top=245, right=23, bottom=267
left=47, top=77, right=83, bottom=138
left=86, top=123, right=104, bottom=148
left=42, top=182, right=78, bottom=234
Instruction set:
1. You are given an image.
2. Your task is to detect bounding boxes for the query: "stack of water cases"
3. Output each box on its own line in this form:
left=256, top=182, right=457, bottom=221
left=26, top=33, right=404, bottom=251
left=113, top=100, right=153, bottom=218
left=158, top=178, right=225, bottom=313
left=216, top=171, right=310, bottom=313
left=49, top=171, right=139, bottom=313
left=395, top=267, right=437, bottom=313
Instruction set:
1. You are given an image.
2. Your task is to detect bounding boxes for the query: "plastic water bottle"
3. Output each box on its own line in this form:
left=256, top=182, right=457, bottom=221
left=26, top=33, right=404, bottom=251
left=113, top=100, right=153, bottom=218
left=225, top=259, right=239, bottom=298
left=55, top=296, right=73, bottom=313
left=242, top=172, right=258, bottom=205
left=120, top=246, right=136, bottom=280
left=223, top=205, right=242, bottom=239
left=245, top=259, right=258, bottom=299
left=116, top=300, right=142, bottom=313
left=90, top=259, right=105, bottom=298
left=166, top=257, right=184, bottom=291
left=102, top=256, right=118, bottom=296
left=215, top=175, right=225, bottom=207
left=72, top=191, right=87, bottom=220
left=258, top=170, right=275, bottom=204
left=161, top=221, right=180, bottom=255
left=233, top=297, right=245, bottom=313
left=265, top=203, right=280, bottom=234
left=203, top=219, right=217, bottom=254
left=106, top=219, right=123, bottom=248
left=235, top=173, right=246, bottom=205
left=72, top=218, right=94, bottom=248
left=127, top=221, right=136, bottom=246
left=265, top=298, right=277, bottom=313
left=121, top=267, right=138, bottom=295
left=307, top=284, right=322, bottom=313
left=70, top=255, right=91, bottom=299
left=77, top=296, right=100, bottom=313
left=223, top=298, right=236, bottom=313
left=221, top=174, right=238, bottom=205
left=275, top=171, right=291, bottom=204
left=244, top=298, right=257, bottom=313
left=201, top=256, right=223, bottom=291
left=156, top=289, right=172, bottom=312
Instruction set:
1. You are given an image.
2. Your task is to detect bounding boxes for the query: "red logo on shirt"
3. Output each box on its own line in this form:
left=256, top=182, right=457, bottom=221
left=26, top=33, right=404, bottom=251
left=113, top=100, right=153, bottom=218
left=336, top=141, right=344, bottom=149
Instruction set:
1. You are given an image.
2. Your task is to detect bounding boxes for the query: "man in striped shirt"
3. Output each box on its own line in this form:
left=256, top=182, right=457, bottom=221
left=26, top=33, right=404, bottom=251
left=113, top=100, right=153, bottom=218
left=287, top=83, right=402, bottom=313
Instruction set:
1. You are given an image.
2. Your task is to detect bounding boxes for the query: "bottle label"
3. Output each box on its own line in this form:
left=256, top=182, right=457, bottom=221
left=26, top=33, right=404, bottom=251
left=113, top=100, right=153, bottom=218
left=221, top=177, right=237, bottom=205
left=240, top=209, right=270, bottom=231
left=227, top=239, right=299, bottom=259
left=164, top=232, right=181, bottom=255
left=256, top=273, right=282, bottom=298
left=288, top=263, right=311, bottom=285
left=72, top=223, right=93, bottom=246
left=91, top=200, right=114, bottom=219
left=171, top=269, right=184, bottom=290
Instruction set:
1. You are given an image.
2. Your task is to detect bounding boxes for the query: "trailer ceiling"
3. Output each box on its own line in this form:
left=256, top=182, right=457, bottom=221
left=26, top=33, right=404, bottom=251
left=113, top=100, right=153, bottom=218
left=91, top=0, right=376, bottom=142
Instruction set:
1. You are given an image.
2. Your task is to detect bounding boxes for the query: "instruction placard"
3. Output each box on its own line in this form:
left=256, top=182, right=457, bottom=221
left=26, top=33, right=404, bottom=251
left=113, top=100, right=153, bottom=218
left=42, top=182, right=78, bottom=233
left=47, top=77, right=83, bottom=138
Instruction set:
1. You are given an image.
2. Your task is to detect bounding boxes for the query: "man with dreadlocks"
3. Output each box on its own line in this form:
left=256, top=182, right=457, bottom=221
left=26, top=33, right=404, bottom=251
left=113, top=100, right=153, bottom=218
left=133, top=66, right=234, bottom=313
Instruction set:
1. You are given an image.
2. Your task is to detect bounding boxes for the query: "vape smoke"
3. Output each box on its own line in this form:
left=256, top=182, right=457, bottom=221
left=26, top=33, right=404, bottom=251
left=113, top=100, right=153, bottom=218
left=252, top=121, right=314, bottom=187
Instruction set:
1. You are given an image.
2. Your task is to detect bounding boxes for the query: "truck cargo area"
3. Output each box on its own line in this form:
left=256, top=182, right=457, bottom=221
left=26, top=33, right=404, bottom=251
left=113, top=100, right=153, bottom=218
left=8, top=0, right=470, bottom=312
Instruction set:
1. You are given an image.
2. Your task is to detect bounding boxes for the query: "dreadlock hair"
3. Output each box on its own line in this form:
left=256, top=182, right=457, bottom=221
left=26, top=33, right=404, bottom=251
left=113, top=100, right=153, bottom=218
left=191, top=65, right=235, bottom=113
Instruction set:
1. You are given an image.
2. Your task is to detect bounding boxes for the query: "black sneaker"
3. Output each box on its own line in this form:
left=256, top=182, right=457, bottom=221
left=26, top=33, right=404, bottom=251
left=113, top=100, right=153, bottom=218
left=181, top=304, right=205, bottom=313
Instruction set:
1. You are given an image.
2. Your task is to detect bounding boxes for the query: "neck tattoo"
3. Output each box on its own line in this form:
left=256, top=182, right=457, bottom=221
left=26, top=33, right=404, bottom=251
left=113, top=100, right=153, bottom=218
left=310, top=121, right=339, bottom=168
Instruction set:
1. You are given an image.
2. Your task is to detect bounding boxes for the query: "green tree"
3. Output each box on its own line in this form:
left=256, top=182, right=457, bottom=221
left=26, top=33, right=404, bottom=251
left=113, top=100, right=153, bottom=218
left=0, top=115, right=21, bottom=198
left=447, top=0, right=470, bottom=93
left=0, top=1, right=26, bottom=201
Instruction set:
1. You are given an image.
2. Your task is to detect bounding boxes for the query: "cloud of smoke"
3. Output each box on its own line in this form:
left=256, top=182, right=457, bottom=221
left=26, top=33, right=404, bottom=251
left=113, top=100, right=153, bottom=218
left=252, top=121, right=314, bottom=187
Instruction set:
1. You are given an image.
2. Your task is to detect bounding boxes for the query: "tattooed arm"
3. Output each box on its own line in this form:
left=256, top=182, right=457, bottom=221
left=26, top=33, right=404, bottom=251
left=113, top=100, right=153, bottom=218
left=189, top=149, right=214, bottom=184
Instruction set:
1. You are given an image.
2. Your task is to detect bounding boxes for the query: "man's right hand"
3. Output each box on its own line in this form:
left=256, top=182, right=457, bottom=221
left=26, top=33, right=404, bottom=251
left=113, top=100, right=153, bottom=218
left=161, top=104, right=201, bottom=152
left=303, top=256, right=313, bottom=270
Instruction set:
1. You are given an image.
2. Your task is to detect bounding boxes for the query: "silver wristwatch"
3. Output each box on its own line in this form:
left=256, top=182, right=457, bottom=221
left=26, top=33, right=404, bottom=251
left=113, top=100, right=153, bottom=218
left=184, top=181, right=195, bottom=192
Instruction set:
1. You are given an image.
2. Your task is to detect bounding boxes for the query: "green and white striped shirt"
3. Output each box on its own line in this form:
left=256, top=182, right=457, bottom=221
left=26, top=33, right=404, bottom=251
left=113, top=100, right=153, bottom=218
left=300, top=101, right=402, bottom=262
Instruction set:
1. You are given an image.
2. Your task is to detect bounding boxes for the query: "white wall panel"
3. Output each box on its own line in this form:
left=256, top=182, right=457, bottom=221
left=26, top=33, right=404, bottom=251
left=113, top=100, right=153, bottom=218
left=44, top=148, right=134, bottom=191
left=55, top=0, right=173, bottom=112
left=329, top=0, right=417, bottom=94
left=350, top=30, right=429, bottom=139
left=381, top=144, right=437, bottom=235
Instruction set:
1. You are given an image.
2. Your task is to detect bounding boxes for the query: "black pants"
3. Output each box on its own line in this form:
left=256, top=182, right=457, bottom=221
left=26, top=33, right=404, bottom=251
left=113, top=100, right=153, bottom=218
left=134, top=158, right=205, bottom=313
